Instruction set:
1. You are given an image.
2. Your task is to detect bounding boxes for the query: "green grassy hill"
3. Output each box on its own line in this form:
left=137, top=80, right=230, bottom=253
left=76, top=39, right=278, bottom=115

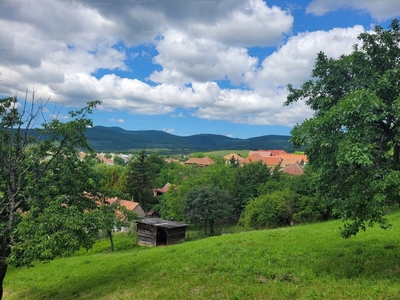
left=5, top=212, right=400, bottom=299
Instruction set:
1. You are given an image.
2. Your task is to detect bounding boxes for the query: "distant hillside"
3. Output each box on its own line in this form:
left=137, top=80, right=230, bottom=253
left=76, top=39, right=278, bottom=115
left=84, top=126, right=294, bottom=153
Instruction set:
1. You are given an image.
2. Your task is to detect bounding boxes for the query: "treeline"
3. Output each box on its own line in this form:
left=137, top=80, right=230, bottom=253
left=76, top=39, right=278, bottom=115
left=95, top=150, right=333, bottom=234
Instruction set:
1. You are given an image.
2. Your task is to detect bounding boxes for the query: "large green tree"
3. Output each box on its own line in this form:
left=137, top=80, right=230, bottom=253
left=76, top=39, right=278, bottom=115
left=285, top=19, right=400, bottom=237
left=184, top=186, right=233, bottom=235
left=126, top=150, right=163, bottom=210
left=0, top=93, right=102, bottom=298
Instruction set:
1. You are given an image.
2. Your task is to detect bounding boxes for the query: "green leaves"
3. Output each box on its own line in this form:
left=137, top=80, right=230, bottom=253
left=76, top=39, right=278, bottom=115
left=286, top=19, right=400, bottom=237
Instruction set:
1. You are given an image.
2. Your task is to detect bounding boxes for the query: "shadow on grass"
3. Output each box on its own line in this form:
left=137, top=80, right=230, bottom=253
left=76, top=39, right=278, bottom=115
left=311, top=237, right=400, bottom=280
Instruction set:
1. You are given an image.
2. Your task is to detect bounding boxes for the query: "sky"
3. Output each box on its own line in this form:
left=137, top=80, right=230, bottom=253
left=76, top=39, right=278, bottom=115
left=1, top=0, right=400, bottom=139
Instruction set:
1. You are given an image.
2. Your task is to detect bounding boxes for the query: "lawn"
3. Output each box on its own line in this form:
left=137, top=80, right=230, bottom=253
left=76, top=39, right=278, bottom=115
left=4, top=212, right=400, bottom=299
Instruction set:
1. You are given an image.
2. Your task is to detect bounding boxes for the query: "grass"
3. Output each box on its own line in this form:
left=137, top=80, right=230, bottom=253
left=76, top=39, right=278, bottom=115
left=4, top=212, right=400, bottom=299
left=203, top=150, right=250, bottom=158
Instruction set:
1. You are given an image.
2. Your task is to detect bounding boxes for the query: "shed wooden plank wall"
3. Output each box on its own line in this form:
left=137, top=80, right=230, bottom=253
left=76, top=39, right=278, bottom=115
left=137, top=223, right=157, bottom=246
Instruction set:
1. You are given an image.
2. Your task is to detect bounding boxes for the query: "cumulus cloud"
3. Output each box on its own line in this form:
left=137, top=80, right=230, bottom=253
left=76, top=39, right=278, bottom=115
left=109, top=118, right=125, bottom=123
left=306, top=0, right=400, bottom=21
left=50, top=113, right=69, bottom=120
left=0, top=0, right=378, bottom=129
left=163, top=128, right=175, bottom=133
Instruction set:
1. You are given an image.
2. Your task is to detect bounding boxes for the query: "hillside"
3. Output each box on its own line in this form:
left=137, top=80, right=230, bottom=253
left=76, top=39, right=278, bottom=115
left=84, top=126, right=294, bottom=153
left=5, top=212, right=400, bottom=299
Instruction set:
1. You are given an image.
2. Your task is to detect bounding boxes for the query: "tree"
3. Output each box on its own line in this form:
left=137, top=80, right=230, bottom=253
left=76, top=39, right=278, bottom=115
left=285, top=19, right=400, bottom=237
left=184, top=186, right=233, bottom=235
left=93, top=197, right=138, bottom=252
left=0, top=92, right=101, bottom=298
left=232, top=161, right=272, bottom=217
left=239, top=189, right=296, bottom=229
left=126, top=150, right=159, bottom=210
left=113, top=156, right=126, bottom=166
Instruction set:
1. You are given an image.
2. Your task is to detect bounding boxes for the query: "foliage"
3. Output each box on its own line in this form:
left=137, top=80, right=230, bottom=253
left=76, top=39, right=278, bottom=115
left=239, top=189, right=296, bottom=229
left=113, top=156, right=126, bottom=166
left=0, top=93, right=103, bottom=297
left=163, top=164, right=236, bottom=221
left=285, top=19, right=400, bottom=237
left=231, top=161, right=272, bottom=216
left=184, top=186, right=233, bottom=235
left=125, top=150, right=162, bottom=210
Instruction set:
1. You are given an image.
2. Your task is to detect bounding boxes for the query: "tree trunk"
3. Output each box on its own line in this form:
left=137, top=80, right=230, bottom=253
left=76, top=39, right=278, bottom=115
left=209, top=220, right=214, bottom=236
left=0, top=246, right=10, bottom=300
left=204, top=219, right=207, bottom=235
left=107, top=230, right=114, bottom=252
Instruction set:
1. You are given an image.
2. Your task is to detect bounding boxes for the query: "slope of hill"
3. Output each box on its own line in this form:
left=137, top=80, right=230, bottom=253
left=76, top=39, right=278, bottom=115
left=84, top=126, right=294, bottom=152
left=5, top=212, right=400, bottom=299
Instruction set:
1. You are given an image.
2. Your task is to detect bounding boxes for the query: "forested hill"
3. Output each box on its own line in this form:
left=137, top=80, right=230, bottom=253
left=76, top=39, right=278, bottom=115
left=84, top=126, right=294, bottom=153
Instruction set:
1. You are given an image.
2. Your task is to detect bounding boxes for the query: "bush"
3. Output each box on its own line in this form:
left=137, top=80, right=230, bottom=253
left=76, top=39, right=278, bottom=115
left=239, top=189, right=295, bottom=229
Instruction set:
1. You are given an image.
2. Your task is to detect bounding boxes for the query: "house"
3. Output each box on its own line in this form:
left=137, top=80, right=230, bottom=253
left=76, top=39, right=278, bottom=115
left=106, top=197, right=146, bottom=218
left=242, top=153, right=263, bottom=164
left=223, top=153, right=244, bottom=165
left=165, top=158, right=180, bottom=163
left=279, top=154, right=307, bottom=167
left=248, top=150, right=272, bottom=157
left=153, top=183, right=171, bottom=196
left=281, top=163, right=304, bottom=175
left=184, top=156, right=215, bottom=167
left=261, top=156, right=282, bottom=167
left=136, top=218, right=188, bottom=246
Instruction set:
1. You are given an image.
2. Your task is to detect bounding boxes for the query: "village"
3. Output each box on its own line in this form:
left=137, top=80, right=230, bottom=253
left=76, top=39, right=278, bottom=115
left=82, top=149, right=308, bottom=247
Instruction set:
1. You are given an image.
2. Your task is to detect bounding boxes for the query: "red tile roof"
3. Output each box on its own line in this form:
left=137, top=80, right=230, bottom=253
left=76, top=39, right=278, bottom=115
left=223, top=153, right=244, bottom=162
left=117, top=200, right=140, bottom=211
left=242, top=153, right=263, bottom=164
left=279, top=154, right=307, bottom=167
left=184, top=156, right=215, bottom=166
left=281, top=163, right=304, bottom=175
left=262, top=156, right=282, bottom=166
left=269, top=150, right=288, bottom=156
left=249, top=150, right=272, bottom=157
left=153, top=183, right=171, bottom=196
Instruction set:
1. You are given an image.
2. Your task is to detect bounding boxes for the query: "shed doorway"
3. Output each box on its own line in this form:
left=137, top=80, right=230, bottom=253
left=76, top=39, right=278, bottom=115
left=157, top=228, right=168, bottom=245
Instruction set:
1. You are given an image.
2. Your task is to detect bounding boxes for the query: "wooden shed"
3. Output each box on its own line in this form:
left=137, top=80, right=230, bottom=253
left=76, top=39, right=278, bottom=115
left=136, top=218, right=188, bottom=246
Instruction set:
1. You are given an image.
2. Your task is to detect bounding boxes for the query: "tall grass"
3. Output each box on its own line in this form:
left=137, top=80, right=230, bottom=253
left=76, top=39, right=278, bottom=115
left=4, top=212, right=400, bottom=299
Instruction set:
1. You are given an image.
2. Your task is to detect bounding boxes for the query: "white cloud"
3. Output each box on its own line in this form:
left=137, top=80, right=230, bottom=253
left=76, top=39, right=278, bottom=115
left=163, top=128, right=175, bottom=133
left=227, top=133, right=234, bottom=138
left=50, top=113, right=69, bottom=120
left=245, top=25, right=365, bottom=90
left=109, top=118, right=125, bottom=123
left=306, top=0, right=400, bottom=21
left=171, top=112, right=184, bottom=118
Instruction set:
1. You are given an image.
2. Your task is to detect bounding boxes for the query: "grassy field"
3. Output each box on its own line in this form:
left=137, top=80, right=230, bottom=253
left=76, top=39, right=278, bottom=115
left=4, top=212, right=400, bottom=299
left=203, top=150, right=250, bottom=158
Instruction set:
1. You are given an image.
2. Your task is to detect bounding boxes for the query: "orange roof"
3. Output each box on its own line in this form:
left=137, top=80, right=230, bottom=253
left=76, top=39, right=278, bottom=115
left=153, top=183, right=171, bottom=196
left=117, top=200, right=140, bottom=211
left=184, top=156, right=215, bottom=166
left=281, top=163, right=304, bottom=175
left=262, top=156, right=282, bottom=166
left=223, top=153, right=244, bottom=162
left=269, top=150, right=288, bottom=156
left=165, top=158, right=180, bottom=163
left=279, top=154, right=307, bottom=167
left=249, top=150, right=272, bottom=157
left=242, top=153, right=263, bottom=164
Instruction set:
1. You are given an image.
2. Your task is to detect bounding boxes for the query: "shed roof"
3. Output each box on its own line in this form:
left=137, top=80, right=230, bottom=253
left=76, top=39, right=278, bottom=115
left=136, top=218, right=188, bottom=228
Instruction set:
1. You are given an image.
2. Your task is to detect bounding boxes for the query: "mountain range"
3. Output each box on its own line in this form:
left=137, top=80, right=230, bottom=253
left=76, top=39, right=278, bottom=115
left=84, top=126, right=294, bottom=153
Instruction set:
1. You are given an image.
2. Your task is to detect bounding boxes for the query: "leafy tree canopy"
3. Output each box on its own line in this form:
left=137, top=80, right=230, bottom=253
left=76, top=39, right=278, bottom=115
left=285, top=19, right=400, bottom=237
left=184, top=186, right=233, bottom=235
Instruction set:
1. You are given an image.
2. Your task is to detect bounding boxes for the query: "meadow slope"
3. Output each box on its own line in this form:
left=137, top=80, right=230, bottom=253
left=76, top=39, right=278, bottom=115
left=4, top=212, right=400, bottom=300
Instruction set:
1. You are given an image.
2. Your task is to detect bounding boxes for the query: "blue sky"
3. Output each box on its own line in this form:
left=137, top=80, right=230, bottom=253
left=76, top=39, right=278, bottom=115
left=1, top=0, right=399, bottom=138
